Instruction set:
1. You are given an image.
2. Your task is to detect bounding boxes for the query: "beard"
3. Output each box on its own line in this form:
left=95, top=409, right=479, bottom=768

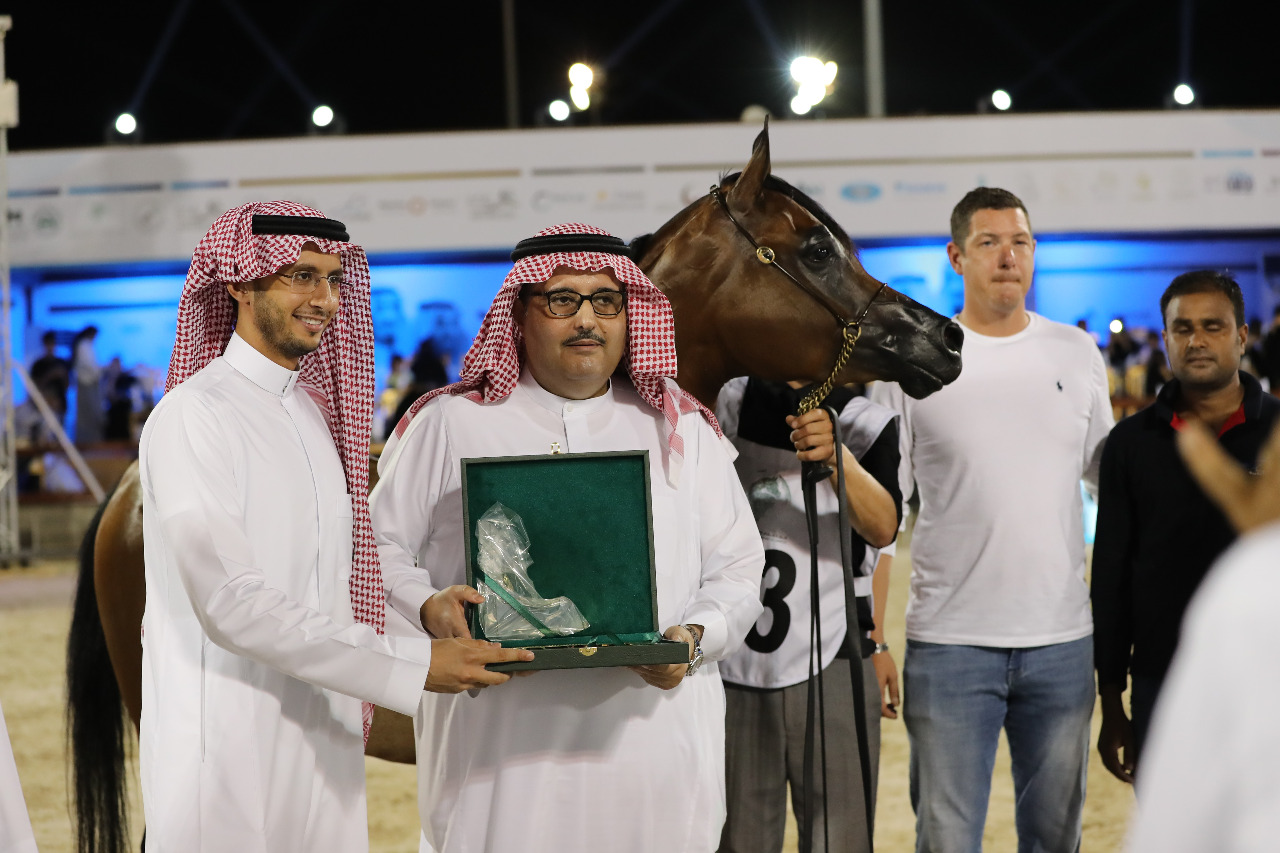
left=252, top=295, right=324, bottom=363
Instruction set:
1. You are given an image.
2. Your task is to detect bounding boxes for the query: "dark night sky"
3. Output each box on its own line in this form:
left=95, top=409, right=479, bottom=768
left=6, top=0, right=1280, bottom=152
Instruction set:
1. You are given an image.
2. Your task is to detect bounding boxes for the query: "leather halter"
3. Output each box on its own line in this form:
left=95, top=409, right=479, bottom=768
left=709, top=184, right=888, bottom=413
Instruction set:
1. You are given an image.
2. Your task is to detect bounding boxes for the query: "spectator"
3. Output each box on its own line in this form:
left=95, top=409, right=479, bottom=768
left=72, top=325, right=103, bottom=444
left=1260, top=306, right=1280, bottom=393
left=29, top=330, right=70, bottom=425
left=1092, top=271, right=1279, bottom=783
left=390, top=337, right=450, bottom=430
left=1142, top=330, right=1172, bottom=398
left=877, top=187, right=1113, bottom=852
left=1124, top=419, right=1280, bottom=852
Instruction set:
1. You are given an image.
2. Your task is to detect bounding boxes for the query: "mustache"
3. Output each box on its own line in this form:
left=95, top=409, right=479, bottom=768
left=563, top=331, right=606, bottom=346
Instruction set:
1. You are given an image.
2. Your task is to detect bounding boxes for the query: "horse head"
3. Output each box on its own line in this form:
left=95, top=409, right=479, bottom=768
left=636, top=122, right=964, bottom=408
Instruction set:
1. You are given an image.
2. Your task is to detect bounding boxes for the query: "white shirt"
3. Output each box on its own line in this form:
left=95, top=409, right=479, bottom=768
left=875, top=313, right=1112, bottom=647
left=1126, top=522, right=1280, bottom=853
left=371, top=371, right=765, bottom=853
left=138, top=333, right=432, bottom=853
left=0, top=698, right=37, bottom=853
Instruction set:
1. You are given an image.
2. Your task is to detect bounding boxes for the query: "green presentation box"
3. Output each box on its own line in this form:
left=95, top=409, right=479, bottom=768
left=461, top=450, right=691, bottom=672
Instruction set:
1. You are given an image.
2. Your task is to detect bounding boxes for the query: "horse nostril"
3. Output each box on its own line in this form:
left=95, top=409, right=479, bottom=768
left=943, top=320, right=964, bottom=354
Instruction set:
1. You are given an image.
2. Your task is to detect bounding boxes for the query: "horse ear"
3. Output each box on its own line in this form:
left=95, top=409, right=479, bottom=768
left=726, top=118, right=771, bottom=216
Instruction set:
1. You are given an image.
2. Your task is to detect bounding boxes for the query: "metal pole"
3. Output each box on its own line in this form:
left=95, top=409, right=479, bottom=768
left=862, top=0, right=885, bottom=117
left=502, top=0, right=519, bottom=128
left=1179, top=0, right=1193, bottom=84
left=0, top=16, right=18, bottom=558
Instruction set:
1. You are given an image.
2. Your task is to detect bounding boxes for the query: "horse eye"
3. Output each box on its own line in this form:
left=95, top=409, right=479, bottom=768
left=808, top=245, right=832, bottom=263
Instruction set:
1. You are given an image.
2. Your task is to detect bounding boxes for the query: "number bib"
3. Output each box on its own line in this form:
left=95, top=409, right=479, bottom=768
left=719, top=438, right=869, bottom=690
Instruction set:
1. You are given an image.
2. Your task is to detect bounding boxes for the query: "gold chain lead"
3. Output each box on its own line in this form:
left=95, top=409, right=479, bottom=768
left=796, top=323, right=862, bottom=416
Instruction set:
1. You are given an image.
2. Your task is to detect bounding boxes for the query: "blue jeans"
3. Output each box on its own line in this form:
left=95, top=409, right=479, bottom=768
left=903, top=637, right=1094, bottom=853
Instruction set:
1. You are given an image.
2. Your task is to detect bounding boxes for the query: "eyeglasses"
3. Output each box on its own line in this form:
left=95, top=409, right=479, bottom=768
left=277, top=269, right=345, bottom=294
left=537, top=289, right=626, bottom=317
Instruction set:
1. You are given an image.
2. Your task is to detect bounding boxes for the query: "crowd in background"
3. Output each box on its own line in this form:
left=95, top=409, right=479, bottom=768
left=16, top=325, right=158, bottom=493
left=11, top=301, right=1280, bottom=497
left=1082, top=304, right=1280, bottom=419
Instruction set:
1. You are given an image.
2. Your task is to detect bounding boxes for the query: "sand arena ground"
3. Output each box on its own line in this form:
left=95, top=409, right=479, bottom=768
left=0, top=522, right=1135, bottom=851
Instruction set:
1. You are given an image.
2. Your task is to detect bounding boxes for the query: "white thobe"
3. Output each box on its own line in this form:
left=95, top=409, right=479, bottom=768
left=372, top=372, right=765, bottom=853
left=1126, top=522, right=1280, bottom=853
left=138, top=333, right=433, bottom=853
left=0, top=697, right=38, bottom=853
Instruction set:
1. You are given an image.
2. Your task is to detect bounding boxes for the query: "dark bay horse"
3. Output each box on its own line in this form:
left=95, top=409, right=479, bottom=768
left=65, top=123, right=962, bottom=853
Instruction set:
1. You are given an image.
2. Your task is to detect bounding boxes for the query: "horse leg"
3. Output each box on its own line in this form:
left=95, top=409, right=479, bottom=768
left=93, top=463, right=145, bottom=731
left=366, top=706, right=416, bottom=764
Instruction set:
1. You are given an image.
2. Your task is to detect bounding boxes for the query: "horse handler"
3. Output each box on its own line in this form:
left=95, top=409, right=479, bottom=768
left=714, top=377, right=902, bottom=853
left=138, top=202, right=530, bottom=853
left=370, top=223, right=765, bottom=853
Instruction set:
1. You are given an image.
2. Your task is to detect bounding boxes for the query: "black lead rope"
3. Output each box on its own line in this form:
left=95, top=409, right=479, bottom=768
left=708, top=181, right=877, bottom=852
left=798, top=405, right=876, bottom=853
left=801, top=455, right=831, bottom=853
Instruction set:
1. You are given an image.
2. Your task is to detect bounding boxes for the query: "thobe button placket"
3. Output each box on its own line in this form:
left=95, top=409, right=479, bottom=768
left=563, top=403, right=591, bottom=453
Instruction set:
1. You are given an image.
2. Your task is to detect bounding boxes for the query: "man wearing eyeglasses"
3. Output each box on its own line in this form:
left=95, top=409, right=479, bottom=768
left=371, top=222, right=765, bottom=853
left=137, top=202, right=530, bottom=853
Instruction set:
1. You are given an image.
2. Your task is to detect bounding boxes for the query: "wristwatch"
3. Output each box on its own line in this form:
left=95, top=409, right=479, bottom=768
left=873, top=642, right=891, bottom=655
left=681, top=623, right=704, bottom=676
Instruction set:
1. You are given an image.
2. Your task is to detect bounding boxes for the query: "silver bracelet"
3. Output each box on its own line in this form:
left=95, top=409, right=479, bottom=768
left=873, top=642, right=890, bottom=655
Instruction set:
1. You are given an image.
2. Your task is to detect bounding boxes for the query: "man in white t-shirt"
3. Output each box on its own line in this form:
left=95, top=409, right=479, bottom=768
left=876, top=188, right=1113, bottom=852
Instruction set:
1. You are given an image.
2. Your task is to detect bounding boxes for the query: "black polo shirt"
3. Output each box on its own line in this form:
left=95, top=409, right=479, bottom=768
left=1092, top=370, right=1280, bottom=691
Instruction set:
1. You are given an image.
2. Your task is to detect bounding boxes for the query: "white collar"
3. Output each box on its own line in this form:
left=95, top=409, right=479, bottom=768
left=517, top=368, right=614, bottom=415
left=223, top=332, right=301, bottom=398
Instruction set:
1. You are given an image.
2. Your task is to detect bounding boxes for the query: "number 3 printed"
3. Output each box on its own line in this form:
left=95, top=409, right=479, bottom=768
left=745, top=549, right=796, bottom=654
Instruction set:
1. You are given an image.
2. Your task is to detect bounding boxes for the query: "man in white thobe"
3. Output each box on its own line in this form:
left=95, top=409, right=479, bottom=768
left=372, top=223, right=765, bottom=853
left=139, top=203, right=530, bottom=853
left=1125, top=418, right=1280, bottom=852
left=0, top=697, right=38, bottom=853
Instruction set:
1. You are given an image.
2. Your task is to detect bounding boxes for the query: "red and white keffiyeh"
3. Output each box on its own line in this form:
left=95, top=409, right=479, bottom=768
left=169, top=200, right=382, bottom=737
left=385, top=222, right=718, bottom=486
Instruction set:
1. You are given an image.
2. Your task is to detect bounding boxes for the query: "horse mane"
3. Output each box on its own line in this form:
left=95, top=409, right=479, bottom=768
left=628, top=232, right=654, bottom=263
left=721, top=171, right=855, bottom=251
left=629, top=170, right=857, bottom=268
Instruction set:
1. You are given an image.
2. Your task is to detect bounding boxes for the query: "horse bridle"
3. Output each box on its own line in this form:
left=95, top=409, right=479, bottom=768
left=709, top=185, right=888, bottom=414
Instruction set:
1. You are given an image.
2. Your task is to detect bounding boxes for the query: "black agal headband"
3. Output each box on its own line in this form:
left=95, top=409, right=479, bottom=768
left=510, top=232, right=631, bottom=262
left=251, top=214, right=350, bottom=243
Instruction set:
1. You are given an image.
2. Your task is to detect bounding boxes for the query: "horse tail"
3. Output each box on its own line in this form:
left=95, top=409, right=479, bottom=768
left=65, top=483, right=130, bottom=853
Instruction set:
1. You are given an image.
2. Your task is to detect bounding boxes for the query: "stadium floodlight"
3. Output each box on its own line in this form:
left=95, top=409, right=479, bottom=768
left=549, top=100, right=571, bottom=122
left=570, top=85, right=590, bottom=111
left=1173, top=83, right=1195, bottom=106
left=1109, top=319, right=1124, bottom=334
left=115, top=112, right=137, bottom=135
left=312, top=105, right=335, bottom=128
left=568, top=63, right=594, bottom=90
left=991, top=89, right=1012, bottom=111
left=790, top=56, right=838, bottom=114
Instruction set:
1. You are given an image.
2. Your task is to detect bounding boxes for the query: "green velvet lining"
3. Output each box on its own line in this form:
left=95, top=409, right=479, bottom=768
left=494, top=631, right=665, bottom=649
left=463, top=451, right=659, bottom=645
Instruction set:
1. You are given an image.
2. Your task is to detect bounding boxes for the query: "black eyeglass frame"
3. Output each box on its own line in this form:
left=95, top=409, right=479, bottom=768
left=535, top=288, right=627, bottom=318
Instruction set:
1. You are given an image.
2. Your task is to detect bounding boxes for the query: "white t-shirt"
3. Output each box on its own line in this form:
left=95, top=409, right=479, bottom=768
left=875, top=312, right=1112, bottom=647
left=1126, top=522, right=1280, bottom=853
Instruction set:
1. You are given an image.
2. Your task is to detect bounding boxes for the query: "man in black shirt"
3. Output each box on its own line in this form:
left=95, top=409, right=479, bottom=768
left=1092, top=270, right=1280, bottom=784
left=29, top=330, right=70, bottom=426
